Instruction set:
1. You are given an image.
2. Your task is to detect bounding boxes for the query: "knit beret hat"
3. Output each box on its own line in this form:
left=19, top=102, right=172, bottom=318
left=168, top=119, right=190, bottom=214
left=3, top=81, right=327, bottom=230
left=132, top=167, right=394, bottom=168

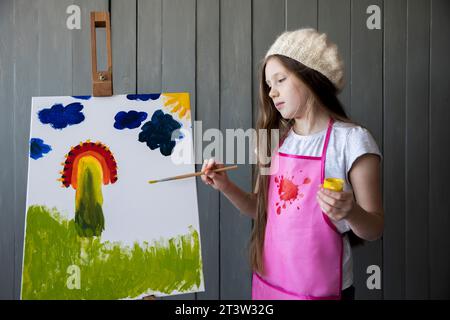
left=265, top=28, right=345, bottom=93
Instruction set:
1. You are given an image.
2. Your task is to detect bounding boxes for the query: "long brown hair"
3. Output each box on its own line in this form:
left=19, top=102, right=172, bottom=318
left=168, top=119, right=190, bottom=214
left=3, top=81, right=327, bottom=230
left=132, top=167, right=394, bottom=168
left=249, top=54, right=363, bottom=275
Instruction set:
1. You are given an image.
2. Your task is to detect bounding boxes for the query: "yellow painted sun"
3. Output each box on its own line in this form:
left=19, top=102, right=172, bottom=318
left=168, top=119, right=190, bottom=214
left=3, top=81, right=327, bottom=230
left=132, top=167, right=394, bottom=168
left=161, top=93, right=191, bottom=120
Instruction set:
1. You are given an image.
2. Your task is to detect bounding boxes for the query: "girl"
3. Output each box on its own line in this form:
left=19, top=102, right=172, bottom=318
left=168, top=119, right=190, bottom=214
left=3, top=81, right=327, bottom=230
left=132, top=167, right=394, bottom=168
left=201, top=28, right=384, bottom=300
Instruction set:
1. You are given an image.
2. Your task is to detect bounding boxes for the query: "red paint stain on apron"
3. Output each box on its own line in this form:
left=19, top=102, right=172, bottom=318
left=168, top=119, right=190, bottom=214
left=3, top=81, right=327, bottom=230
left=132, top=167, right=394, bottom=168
left=274, top=175, right=310, bottom=214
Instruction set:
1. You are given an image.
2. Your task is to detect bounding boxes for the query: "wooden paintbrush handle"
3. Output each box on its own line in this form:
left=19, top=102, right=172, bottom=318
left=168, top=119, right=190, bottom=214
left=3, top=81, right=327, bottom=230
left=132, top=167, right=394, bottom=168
left=186, top=165, right=238, bottom=178
left=204, top=165, right=238, bottom=174
left=149, top=165, right=238, bottom=184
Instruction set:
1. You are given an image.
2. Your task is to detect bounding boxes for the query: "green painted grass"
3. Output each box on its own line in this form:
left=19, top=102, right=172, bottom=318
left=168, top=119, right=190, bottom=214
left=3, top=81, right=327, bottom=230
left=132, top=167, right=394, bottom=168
left=21, top=205, right=203, bottom=300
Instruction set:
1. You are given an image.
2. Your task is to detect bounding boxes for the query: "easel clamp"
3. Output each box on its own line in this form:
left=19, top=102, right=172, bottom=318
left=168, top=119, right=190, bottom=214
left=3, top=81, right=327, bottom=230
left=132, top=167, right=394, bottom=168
left=90, top=12, right=113, bottom=97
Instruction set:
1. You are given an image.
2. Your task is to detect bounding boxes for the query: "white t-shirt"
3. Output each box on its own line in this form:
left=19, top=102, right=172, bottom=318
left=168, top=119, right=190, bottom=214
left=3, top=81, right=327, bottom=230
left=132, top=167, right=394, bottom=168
left=277, top=120, right=383, bottom=290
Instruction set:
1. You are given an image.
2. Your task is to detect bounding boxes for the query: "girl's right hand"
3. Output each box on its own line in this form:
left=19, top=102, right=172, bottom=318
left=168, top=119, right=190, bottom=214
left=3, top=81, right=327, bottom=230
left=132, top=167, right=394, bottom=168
left=201, top=158, right=230, bottom=192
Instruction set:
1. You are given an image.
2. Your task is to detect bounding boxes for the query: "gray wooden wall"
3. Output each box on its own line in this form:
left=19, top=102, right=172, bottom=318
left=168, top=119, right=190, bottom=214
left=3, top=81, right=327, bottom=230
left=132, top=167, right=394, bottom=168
left=1, top=0, right=449, bottom=300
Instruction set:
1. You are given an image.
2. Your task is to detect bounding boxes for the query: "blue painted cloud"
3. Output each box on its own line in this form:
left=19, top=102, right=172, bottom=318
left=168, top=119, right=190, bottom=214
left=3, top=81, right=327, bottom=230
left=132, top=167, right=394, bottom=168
left=38, top=102, right=85, bottom=129
left=30, top=138, right=52, bottom=160
left=138, top=109, right=182, bottom=156
left=72, top=95, right=91, bottom=100
left=126, top=94, right=161, bottom=101
left=114, top=110, right=148, bottom=130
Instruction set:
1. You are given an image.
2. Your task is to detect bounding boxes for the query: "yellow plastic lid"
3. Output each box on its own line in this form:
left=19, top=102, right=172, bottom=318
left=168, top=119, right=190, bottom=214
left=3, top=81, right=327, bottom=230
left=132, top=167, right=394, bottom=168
left=323, top=178, right=344, bottom=192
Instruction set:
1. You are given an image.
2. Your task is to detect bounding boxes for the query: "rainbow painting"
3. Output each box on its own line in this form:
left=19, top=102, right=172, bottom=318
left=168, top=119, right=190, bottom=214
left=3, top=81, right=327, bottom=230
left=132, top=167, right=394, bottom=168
left=21, top=93, right=204, bottom=299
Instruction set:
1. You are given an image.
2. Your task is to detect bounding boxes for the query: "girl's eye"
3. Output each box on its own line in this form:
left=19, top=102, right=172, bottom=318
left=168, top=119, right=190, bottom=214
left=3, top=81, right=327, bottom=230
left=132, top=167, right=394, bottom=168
left=278, top=78, right=286, bottom=83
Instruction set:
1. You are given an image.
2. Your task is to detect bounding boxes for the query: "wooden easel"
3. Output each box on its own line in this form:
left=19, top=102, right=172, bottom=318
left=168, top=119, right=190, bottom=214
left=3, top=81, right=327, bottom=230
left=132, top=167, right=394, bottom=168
left=90, top=12, right=112, bottom=96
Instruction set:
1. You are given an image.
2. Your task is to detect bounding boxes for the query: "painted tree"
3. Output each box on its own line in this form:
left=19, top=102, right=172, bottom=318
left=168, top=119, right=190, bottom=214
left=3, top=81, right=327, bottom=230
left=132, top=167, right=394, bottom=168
left=59, top=140, right=118, bottom=237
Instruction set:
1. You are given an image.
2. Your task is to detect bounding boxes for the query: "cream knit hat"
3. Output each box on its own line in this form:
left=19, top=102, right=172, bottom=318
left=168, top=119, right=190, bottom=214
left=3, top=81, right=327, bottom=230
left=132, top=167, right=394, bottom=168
left=265, top=28, right=345, bottom=93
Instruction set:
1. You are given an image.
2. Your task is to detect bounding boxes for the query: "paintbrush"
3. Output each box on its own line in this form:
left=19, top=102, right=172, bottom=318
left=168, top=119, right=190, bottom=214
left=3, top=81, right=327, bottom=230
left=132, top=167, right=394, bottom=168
left=148, top=165, right=238, bottom=184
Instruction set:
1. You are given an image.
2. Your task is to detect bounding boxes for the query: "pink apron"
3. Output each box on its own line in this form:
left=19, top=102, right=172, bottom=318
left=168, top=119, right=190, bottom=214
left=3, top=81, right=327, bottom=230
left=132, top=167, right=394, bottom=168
left=252, top=118, right=344, bottom=300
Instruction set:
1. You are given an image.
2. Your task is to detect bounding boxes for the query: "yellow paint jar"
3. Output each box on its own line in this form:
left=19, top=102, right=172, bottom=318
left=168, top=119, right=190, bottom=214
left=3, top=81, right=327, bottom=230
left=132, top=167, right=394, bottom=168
left=323, top=178, right=344, bottom=192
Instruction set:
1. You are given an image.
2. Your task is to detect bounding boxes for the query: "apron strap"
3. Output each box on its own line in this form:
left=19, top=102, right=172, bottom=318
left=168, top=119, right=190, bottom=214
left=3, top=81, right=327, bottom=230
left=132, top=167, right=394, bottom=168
left=320, top=117, right=334, bottom=182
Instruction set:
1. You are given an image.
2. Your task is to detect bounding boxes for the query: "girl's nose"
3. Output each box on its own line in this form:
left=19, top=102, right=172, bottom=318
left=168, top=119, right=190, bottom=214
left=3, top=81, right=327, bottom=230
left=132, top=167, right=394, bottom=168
left=269, top=87, right=279, bottom=98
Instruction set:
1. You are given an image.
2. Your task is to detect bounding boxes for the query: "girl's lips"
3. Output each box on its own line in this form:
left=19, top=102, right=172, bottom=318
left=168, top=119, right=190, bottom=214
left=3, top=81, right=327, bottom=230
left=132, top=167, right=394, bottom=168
left=275, top=102, right=285, bottom=109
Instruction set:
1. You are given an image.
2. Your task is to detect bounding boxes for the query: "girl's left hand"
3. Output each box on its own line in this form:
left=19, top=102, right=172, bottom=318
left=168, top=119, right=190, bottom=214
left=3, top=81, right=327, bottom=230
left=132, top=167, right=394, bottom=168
left=316, top=185, right=355, bottom=221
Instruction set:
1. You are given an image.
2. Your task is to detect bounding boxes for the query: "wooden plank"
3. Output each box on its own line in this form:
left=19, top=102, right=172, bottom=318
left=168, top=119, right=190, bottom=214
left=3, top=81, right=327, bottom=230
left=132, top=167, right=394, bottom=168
left=111, top=0, right=136, bottom=94
left=252, top=0, right=285, bottom=128
left=383, top=0, right=407, bottom=300
left=13, top=0, right=41, bottom=299
left=72, top=0, right=109, bottom=96
left=137, top=0, right=162, bottom=93
left=161, top=0, right=196, bottom=300
left=429, top=0, right=450, bottom=299
left=33, top=7, right=74, bottom=305
left=350, top=0, right=383, bottom=300
left=15, top=0, right=74, bottom=299
left=38, top=0, right=73, bottom=96
left=250, top=0, right=284, bottom=298
left=0, top=0, right=15, bottom=299
left=318, top=0, right=351, bottom=112
left=286, top=0, right=317, bottom=30
left=196, top=0, right=221, bottom=300
left=136, top=0, right=165, bottom=297
left=12, top=0, right=108, bottom=300
left=220, top=0, right=252, bottom=299
left=319, top=0, right=361, bottom=298
left=405, top=0, right=430, bottom=299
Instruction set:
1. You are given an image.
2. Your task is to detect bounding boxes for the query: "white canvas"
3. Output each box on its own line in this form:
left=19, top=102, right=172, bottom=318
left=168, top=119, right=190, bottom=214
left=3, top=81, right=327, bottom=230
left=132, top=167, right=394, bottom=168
left=21, top=93, right=204, bottom=300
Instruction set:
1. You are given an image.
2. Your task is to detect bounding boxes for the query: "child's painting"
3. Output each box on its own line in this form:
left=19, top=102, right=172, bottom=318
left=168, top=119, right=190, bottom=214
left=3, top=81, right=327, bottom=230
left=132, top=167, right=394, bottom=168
left=21, top=93, right=204, bottom=299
